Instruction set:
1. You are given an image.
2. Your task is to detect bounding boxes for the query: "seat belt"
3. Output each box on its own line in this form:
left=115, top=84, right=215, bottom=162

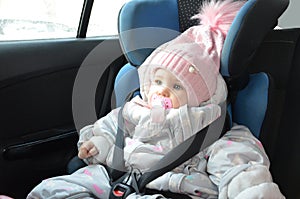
left=109, top=101, right=227, bottom=199
left=109, top=106, right=127, bottom=182
left=138, top=125, right=209, bottom=190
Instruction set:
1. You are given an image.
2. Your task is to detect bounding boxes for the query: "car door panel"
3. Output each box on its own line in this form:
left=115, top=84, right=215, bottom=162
left=0, top=38, right=125, bottom=198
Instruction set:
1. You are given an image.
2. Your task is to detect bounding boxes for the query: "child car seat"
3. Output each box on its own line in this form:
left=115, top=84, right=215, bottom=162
left=113, top=0, right=289, bottom=197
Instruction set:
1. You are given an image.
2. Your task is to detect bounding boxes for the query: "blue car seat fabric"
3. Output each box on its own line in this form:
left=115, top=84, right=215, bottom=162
left=118, top=0, right=180, bottom=67
left=232, top=72, right=270, bottom=137
left=114, top=64, right=140, bottom=107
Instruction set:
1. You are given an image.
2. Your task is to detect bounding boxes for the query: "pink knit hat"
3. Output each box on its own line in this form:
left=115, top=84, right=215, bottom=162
left=138, top=0, right=245, bottom=106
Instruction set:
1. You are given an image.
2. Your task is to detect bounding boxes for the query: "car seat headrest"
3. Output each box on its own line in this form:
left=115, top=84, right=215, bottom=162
left=221, top=0, right=289, bottom=78
left=118, top=0, right=289, bottom=79
left=118, top=0, right=180, bottom=67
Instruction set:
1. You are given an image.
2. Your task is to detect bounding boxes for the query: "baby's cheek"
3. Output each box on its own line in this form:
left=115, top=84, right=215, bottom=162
left=172, top=94, right=187, bottom=108
left=171, top=98, right=181, bottom=108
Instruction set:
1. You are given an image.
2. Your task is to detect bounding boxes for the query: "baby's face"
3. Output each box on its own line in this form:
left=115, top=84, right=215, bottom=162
left=148, top=69, right=188, bottom=109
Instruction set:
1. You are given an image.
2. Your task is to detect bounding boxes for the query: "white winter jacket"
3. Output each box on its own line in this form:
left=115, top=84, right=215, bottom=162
left=78, top=75, right=285, bottom=198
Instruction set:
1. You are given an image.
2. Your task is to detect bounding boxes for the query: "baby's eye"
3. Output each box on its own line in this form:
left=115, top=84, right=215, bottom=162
left=173, top=84, right=182, bottom=90
left=155, top=79, right=162, bottom=85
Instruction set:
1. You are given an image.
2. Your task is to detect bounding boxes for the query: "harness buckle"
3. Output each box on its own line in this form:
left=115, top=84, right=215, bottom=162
left=110, top=182, right=134, bottom=199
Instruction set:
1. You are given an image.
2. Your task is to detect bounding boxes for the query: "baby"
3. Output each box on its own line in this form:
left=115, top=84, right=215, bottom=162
left=27, top=0, right=285, bottom=198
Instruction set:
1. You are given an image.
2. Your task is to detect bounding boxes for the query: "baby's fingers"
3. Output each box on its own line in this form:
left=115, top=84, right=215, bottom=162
left=78, top=147, right=89, bottom=159
left=88, top=146, right=99, bottom=156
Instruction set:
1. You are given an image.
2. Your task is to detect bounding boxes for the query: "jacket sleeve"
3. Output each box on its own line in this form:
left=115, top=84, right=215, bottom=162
left=78, top=107, right=121, bottom=164
left=206, top=124, right=285, bottom=199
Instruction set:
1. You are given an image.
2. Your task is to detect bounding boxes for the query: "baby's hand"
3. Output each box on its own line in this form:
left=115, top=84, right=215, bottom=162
left=78, top=140, right=99, bottom=159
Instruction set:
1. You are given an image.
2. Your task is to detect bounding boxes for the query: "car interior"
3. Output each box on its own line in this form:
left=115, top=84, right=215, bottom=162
left=1, top=0, right=300, bottom=198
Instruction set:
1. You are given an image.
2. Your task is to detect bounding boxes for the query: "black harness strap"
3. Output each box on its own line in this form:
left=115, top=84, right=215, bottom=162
left=109, top=106, right=127, bottom=182
left=137, top=126, right=209, bottom=191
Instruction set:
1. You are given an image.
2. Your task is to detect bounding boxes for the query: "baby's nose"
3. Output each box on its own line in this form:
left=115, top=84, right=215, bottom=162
left=159, top=87, right=170, bottom=97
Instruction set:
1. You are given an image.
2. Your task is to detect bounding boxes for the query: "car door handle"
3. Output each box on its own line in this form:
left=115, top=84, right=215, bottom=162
left=2, top=131, right=78, bottom=161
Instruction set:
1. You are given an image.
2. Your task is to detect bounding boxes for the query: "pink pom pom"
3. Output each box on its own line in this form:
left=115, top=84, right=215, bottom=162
left=192, top=0, right=246, bottom=35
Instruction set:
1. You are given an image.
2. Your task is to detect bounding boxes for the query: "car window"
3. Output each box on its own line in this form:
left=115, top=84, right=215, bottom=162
left=87, top=0, right=127, bottom=37
left=278, top=0, right=300, bottom=28
left=0, top=0, right=127, bottom=41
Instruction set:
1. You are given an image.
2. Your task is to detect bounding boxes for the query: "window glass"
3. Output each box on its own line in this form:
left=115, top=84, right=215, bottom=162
left=278, top=0, right=300, bottom=28
left=0, top=0, right=83, bottom=41
left=87, top=0, right=128, bottom=37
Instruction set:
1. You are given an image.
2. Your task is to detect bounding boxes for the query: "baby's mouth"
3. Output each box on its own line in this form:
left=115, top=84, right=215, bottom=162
left=150, top=94, right=173, bottom=109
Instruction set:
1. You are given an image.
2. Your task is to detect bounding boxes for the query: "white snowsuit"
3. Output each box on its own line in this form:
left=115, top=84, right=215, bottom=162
left=27, top=76, right=285, bottom=199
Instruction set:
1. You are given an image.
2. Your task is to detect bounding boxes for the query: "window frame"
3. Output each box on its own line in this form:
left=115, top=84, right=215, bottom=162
left=77, top=0, right=94, bottom=38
